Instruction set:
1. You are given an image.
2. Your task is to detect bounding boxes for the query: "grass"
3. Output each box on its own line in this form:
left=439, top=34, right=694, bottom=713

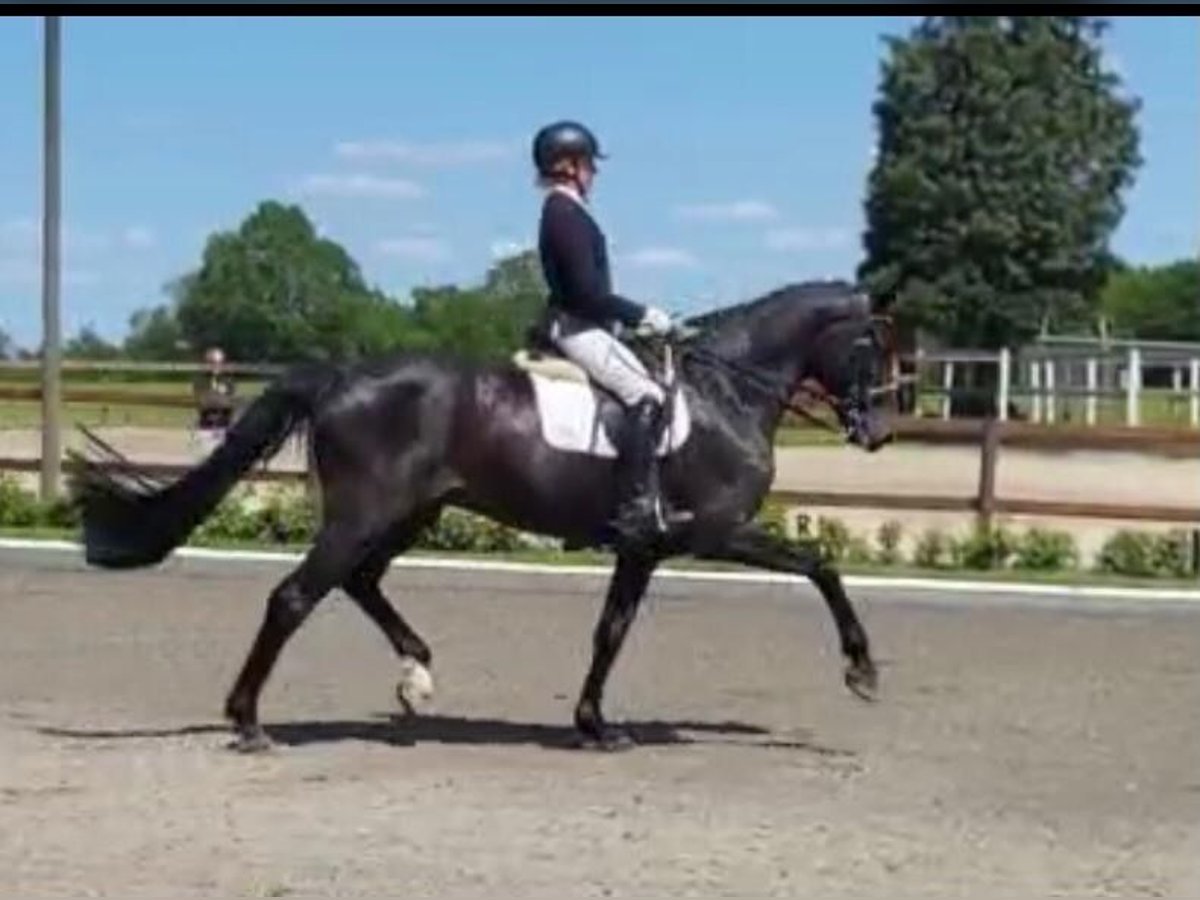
left=915, top=388, right=1196, bottom=428
left=4, top=525, right=1195, bottom=592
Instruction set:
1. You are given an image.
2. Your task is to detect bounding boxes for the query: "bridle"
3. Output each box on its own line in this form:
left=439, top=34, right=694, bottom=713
left=665, top=314, right=903, bottom=437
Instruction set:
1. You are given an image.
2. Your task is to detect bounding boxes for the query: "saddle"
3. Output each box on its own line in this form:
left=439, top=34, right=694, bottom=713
left=512, top=313, right=690, bottom=459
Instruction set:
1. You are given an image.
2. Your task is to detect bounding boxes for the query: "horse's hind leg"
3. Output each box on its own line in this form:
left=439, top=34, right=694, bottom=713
left=223, top=517, right=381, bottom=752
left=575, top=551, right=658, bottom=750
left=341, top=506, right=442, bottom=714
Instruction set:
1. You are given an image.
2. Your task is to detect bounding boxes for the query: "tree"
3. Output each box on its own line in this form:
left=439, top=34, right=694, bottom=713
left=860, top=16, right=1142, bottom=352
left=168, top=201, right=411, bottom=362
left=1101, top=259, right=1200, bottom=341
left=65, top=324, right=122, bottom=360
left=404, top=250, right=547, bottom=363
left=0, top=326, right=13, bottom=360
left=124, top=307, right=187, bottom=361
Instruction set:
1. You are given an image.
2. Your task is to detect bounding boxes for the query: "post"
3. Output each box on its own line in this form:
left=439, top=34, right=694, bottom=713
left=996, top=348, right=1010, bottom=421
left=941, top=360, right=954, bottom=421
left=1190, top=358, right=1199, bottom=429
left=1044, top=358, right=1056, bottom=424
left=1085, top=357, right=1098, bottom=426
left=1029, top=360, right=1042, bottom=423
left=1126, top=346, right=1141, bottom=427
left=976, top=417, right=1001, bottom=528
left=39, top=15, right=62, bottom=502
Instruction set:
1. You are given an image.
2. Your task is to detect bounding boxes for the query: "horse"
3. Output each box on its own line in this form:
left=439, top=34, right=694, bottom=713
left=69, top=278, right=897, bottom=752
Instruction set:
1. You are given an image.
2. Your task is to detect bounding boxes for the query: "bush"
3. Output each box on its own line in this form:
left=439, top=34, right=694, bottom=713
left=193, top=493, right=263, bottom=543
left=815, top=516, right=853, bottom=562
left=912, top=527, right=951, bottom=569
left=1151, top=529, right=1193, bottom=579
left=414, top=508, right=533, bottom=553
left=875, top=520, right=904, bottom=566
left=1012, top=527, right=1079, bottom=572
left=1096, top=530, right=1159, bottom=577
left=755, top=501, right=790, bottom=540
left=0, top=475, right=43, bottom=528
left=1094, top=529, right=1197, bottom=579
left=950, top=523, right=1016, bottom=570
left=255, top=488, right=318, bottom=544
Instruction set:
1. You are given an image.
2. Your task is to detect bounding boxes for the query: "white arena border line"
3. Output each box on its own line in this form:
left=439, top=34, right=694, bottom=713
left=4, top=536, right=1200, bottom=603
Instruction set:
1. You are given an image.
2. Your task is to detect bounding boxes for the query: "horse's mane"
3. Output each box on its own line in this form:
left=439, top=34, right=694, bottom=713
left=684, top=278, right=866, bottom=341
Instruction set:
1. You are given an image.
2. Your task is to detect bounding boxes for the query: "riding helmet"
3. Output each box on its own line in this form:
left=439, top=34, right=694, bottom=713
left=532, top=120, right=607, bottom=177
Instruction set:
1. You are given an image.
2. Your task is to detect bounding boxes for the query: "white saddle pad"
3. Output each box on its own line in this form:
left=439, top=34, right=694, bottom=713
left=528, top=373, right=692, bottom=458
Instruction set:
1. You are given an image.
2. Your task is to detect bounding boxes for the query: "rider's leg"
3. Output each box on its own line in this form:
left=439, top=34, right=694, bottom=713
left=552, top=325, right=676, bottom=544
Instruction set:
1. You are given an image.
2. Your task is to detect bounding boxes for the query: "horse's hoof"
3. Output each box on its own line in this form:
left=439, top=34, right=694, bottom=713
left=844, top=659, right=879, bottom=702
left=395, top=657, right=435, bottom=714
left=228, top=728, right=274, bottom=754
left=575, top=727, right=636, bottom=752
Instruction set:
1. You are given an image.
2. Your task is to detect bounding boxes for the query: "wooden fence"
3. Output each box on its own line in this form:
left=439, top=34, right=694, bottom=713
left=2, top=357, right=1199, bottom=529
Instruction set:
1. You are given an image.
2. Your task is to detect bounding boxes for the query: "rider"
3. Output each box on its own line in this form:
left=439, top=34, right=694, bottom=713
left=531, top=119, right=683, bottom=547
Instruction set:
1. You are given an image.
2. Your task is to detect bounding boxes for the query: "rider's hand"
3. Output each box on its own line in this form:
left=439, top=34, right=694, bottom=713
left=640, top=306, right=673, bottom=335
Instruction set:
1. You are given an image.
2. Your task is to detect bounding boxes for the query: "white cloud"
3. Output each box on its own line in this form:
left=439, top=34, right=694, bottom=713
left=375, top=236, right=452, bottom=263
left=764, top=227, right=852, bottom=252
left=624, top=247, right=700, bottom=270
left=489, top=237, right=533, bottom=260
left=297, top=173, right=426, bottom=200
left=675, top=200, right=779, bottom=223
left=335, top=138, right=518, bottom=167
left=121, top=225, right=156, bottom=249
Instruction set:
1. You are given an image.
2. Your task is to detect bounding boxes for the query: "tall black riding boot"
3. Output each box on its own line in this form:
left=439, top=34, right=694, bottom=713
left=610, top=397, right=669, bottom=548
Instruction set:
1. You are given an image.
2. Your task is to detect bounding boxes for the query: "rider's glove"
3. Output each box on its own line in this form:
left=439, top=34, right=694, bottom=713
left=640, top=306, right=673, bottom=335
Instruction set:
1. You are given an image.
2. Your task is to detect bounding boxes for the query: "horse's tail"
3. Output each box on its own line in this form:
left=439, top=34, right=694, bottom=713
left=70, top=363, right=339, bottom=570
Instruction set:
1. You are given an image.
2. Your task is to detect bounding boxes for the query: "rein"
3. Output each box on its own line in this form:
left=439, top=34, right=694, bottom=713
left=630, top=307, right=903, bottom=436
left=675, top=343, right=850, bottom=435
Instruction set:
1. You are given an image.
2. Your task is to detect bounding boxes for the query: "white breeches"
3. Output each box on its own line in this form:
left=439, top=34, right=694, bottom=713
left=552, top=324, right=665, bottom=407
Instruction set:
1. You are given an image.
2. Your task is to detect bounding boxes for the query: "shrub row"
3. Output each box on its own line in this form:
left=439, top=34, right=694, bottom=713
left=0, top=476, right=1195, bottom=579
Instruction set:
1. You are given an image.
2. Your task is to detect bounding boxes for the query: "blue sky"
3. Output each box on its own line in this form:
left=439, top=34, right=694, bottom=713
left=0, top=15, right=1196, bottom=349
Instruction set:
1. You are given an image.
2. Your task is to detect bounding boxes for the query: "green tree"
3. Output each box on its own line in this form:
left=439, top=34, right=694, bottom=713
left=0, top=326, right=13, bottom=360
left=65, top=324, right=122, bottom=360
left=169, top=200, right=411, bottom=362
left=123, top=306, right=187, bottom=361
left=1101, top=259, right=1200, bottom=341
left=405, top=250, right=546, bottom=362
left=860, top=16, right=1142, bottom=351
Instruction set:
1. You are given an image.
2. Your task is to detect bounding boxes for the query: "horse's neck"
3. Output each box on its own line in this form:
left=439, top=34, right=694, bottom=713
left=679, top=352, right=791, bottom=445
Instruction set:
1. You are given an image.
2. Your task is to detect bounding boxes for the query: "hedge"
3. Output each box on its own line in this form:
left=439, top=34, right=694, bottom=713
left=0, top=475, right=1195, bottom=580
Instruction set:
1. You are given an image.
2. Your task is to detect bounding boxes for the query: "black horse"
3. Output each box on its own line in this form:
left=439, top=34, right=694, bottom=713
left=70, top=279, right=896, bottom=752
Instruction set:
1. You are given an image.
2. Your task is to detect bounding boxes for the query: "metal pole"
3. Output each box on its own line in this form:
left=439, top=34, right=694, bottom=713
left=39, top=15, right=62, bottom=502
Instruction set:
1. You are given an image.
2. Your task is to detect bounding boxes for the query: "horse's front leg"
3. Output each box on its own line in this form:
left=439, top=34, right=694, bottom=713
left=698, top=523, right=878, bottom=700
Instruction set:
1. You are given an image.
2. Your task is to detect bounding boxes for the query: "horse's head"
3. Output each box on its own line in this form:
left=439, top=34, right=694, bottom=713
left=794, top=296, right=897, bottom=453
left=684, top=280, right=898, bottom=451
